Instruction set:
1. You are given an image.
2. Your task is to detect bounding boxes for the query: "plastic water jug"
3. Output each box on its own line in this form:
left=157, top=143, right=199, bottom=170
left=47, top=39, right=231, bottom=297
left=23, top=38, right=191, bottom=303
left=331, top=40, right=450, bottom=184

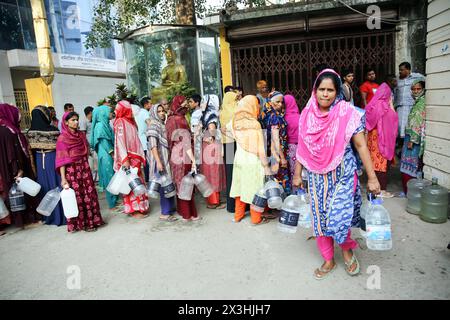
left=107, top=167, right=130, bottom=195
left=406, top=172, right=431, bottom=215
left=264, top=180, right=283, bottom=209
left=420, top=177, right=448, bottom=224
left=193, top=173, right=213, bottom=198
left=127, top=168, right=146, bottom=196
left=60, top=187, right=78, bottom=219
left=301, top=170, right=309, bottom=190
left=366, top=197, right=392, bottom=250
left=37, top=187, right=61, bottom=216
left=9, top=183, right=26, bottom=212
left=296, top=189, right=312, bottom=229
left=147, top=176, right=161, bottom=199
left=16, top=177, right=41, bottom=196
left=178, top=172, right=195, bottom=201
left=278, top=189, right=310, bottom=233
left=0, top=197, right=9, bottom=219
left=251, top=187, right=267, bottom=213
left=160, top=172, right=177, bottom=198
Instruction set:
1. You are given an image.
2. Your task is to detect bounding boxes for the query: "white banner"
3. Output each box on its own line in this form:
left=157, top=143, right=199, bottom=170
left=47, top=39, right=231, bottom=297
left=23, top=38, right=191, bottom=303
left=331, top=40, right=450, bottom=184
left=59, top=54, right=118, bottom=72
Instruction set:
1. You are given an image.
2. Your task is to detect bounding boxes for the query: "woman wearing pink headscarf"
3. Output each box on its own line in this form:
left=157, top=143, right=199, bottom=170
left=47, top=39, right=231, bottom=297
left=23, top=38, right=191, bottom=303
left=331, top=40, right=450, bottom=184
left=365, top=83, right=398, bottom=198
left=0, top=103, right=41, bottom=233
left=284, top=95, right=300, bottom=192
left=292, top=69, right=380, bottom=280
left=113, top=100, right=149, bottom=218
left=56, top=111, right=104, bottom=232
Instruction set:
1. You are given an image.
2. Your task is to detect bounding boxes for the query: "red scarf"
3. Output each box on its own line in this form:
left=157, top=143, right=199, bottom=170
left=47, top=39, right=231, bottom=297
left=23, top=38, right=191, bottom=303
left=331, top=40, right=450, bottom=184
left=0, top=103, right=30, bottom=157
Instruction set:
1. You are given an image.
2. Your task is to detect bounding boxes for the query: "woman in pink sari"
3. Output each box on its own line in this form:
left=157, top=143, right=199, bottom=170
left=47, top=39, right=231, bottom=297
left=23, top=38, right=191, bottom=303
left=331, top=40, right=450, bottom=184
left=365, top=83, right=398, bottom=198
left=113, top=100, right=149, bottom=218
left=293, top=69, right=380, bottom=280
left=56, top=111, right=104, bottom=232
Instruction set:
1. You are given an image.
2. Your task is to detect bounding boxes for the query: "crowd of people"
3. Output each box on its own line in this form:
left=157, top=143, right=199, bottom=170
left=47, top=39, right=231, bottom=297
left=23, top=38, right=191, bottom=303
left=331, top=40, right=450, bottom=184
left=0, top=61, right=427, bottom=279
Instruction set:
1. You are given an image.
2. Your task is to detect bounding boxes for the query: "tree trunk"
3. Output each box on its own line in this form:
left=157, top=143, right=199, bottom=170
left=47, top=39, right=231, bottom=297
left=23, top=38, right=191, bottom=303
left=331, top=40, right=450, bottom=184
left=175, top=0, right=196, bottom=25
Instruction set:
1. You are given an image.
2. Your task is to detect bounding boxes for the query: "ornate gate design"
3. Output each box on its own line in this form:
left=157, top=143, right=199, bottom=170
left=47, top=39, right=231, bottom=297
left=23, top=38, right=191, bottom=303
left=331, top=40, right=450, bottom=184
left=231, top=30, right=395, bottom=107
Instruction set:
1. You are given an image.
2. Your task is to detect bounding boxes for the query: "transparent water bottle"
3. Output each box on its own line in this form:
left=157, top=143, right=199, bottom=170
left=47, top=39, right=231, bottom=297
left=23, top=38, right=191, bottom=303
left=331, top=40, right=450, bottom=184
left=0, top=197, right=9, bottom=219
left=37, top=187, right=61, bottom=216
left=127, top=167, right=146, bottom=196
left=278, top=191, right=303, bottom=233
left=193, top=173, right=214, bottom=198
left=296, top=189, right=311, bottom=229
left=178, top=172, right=195, bottom=201
left=251, top=187, right=267, bottom=213
left=16, top=177, right=41, bottom=196
left=264, top=180, right=283, bottom=209
left=420, top=177, right=448, bottom=224
left=406, top=171, right=431, bottom=215
left=9, top=183, right=26, bottom=212
left=147, top=176, right=161, bottom=199
left=366, top=197, right=392, bottom=250
left=160, top=172, right=177, bottom=198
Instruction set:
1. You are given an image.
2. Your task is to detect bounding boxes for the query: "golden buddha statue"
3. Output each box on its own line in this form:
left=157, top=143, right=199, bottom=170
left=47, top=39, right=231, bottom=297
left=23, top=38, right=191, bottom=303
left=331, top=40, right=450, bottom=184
left=151, top=45, right=187, bottom=101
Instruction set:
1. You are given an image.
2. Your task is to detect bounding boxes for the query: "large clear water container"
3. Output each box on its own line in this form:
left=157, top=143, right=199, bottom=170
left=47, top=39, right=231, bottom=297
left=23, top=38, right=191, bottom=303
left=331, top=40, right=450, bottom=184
left=420, top=177, right=448, bottom=224
left=264, top=180, right=283, bottom=209
left=278, top=189, right=309, bottom=233
left=296, top=189, right=312, bottom=229
left=366, top=198, right=392, bottom=250
left=178, top=172, right=195, bottom=200
left=251, top=187, right=267, bottom=213
left=147, top=176, right=161, bottom=199
left=127, top=168, right=146, bottom=196
left=9, top=183, right=26, bottom=212
left=16, top=177, right=41, bottom=196
left=406, top=172, right=431, bottom=215
left=60, top=187, right=79, bottom=219
left=193, top=173, right=214, bottom=198
left=37, top=187, right=61, bottom=216
left=160, top=173, right=177, bottom=198
left=0, top=197, right=9, bottom=219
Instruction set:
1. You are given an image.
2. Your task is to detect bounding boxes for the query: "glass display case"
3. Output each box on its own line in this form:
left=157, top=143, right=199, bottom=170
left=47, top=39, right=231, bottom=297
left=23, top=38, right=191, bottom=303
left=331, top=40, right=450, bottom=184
left=117, top=25, right=222, bottom=102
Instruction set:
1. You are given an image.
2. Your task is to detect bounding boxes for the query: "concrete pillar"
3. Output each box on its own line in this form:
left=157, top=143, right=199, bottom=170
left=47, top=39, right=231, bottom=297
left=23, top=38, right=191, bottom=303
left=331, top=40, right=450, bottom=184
left=0, top=51, right=15, bottom=104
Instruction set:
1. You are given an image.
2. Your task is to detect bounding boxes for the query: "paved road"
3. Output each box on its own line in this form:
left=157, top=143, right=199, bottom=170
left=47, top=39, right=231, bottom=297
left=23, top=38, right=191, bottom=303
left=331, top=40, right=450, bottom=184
left=1, top=186, right=449, bottom=300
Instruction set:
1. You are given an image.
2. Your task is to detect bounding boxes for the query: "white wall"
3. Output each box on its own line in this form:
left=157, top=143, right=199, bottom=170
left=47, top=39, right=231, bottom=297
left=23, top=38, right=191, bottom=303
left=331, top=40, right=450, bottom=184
left=423, top=0, right=450, bottom=188
left=52, top=73, right=125, bottom=119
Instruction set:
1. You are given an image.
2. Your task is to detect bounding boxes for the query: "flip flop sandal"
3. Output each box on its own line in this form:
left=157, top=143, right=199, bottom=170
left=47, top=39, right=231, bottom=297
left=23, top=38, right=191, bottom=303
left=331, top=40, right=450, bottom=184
left=207, top=204, right=219, bottom=209
left=344, top=252, right=360, bottom=276
left=191, top=216, right=202, bottom=221
left=262, top=213, right=278, bottom=219
left=160, top=215, right=178, bottom=222
left=313, top=263, right=337, bottom=280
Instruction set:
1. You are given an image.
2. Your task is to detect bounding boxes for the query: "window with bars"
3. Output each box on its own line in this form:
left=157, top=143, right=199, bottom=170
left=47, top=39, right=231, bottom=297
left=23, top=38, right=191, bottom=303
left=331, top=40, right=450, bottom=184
left=14, top=89, right=31, bottom=130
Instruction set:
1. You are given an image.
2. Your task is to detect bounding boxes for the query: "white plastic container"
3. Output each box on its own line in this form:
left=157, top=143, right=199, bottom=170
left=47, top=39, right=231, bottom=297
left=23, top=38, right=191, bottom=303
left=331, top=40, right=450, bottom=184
left=278, top=189, right=311, bottom=233
left=147, top=177, right=161, bottom=199
left=366, top=198, right=392, bottom=251
left=251, top=187, right=267, bottom=213
left=118, top=167, right=131, bottom=195
left=264, top=180, right=283, bottom=209
left=160, top=173, right=176, bottom=198
left=0, top=197, right=9, bottom=219
left=37, top=187, right=61, bottom=216
left=107, top=168, right=130, bottom=195
left=60, top=187, right=79, bottom=219
left=16, top=177, right=41, bottom=196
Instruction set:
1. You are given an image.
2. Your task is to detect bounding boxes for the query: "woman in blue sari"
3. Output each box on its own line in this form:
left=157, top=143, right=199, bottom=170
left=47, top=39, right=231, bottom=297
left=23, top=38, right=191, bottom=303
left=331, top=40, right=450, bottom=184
left=90, top=105, right=118, bottom=209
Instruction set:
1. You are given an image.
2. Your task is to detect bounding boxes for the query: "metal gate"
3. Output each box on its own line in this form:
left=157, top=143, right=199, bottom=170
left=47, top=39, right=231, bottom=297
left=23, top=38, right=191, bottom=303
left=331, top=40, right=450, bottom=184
left=231, top=30, right=395, bottom=107
left=14, top=89, right=31, bottom=130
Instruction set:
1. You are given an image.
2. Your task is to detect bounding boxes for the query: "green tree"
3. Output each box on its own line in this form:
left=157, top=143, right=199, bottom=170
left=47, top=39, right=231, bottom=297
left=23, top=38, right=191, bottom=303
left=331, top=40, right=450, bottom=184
left=85, top=0, right=265, bottom=50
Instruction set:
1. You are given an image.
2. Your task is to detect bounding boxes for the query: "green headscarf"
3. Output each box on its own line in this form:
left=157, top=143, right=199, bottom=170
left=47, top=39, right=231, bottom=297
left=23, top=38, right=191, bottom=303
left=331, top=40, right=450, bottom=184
left=90, top=105, right=114, bottom=150
left=407, top=79, right=426, bottom=155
